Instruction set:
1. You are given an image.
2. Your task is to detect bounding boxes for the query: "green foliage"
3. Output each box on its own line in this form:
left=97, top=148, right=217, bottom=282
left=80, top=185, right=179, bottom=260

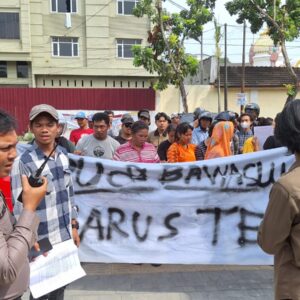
left=225, top=0, right=300, bottom=44
left=132, top=0, right=216, bottom=93
left=283, top=83, right=297, bottom=97
left=214, top=18, right=222, bottom=58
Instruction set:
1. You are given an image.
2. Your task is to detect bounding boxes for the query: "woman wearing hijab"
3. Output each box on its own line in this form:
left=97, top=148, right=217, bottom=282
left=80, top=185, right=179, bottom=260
left=204, top=121, right=234, bottom=160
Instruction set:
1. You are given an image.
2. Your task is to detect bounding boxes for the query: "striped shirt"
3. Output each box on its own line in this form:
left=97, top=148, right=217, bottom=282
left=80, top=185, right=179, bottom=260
left=11, top=143, right=77, bottom=246
left=113, top=141, right=160, bottom=163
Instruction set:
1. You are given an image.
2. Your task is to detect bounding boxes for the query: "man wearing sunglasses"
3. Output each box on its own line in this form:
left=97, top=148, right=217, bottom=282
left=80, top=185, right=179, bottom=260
left=115, top=114, right=134, bottom=145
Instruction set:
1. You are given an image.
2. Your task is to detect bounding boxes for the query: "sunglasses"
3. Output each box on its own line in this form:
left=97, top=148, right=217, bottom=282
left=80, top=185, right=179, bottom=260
left=124, top=123, right=133, bottom=128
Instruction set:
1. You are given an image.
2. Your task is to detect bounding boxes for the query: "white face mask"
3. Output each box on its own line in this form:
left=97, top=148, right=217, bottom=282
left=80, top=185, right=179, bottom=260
left=240, top=122, right=250, bottom=129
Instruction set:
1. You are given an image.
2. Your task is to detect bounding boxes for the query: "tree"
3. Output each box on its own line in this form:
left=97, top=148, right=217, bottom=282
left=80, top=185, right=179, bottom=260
left=225, top=0, right=300, bottom=103
left=132, top=0, right=216, bottom=112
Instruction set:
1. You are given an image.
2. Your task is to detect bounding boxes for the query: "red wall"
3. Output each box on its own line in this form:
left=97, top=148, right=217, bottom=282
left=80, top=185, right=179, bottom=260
left=0, top=87, right=156, bottom=133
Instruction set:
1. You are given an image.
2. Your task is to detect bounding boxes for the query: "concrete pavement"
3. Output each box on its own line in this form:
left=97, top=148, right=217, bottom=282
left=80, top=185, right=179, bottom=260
left=29, top=264, right=274, bottom=300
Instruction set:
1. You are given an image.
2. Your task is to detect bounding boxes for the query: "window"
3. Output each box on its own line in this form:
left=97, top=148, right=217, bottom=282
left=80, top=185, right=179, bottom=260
left=0, top=13, right=19, bottom=39
left=117, top=0, right=139, bottom=15
left=116, top=39, right=141, bottom=58
left=51, top=0, right=77, bottom=13
left=16, top=62, right=29, bottom=78
left=0, top=61, right=7, bottom=78
left=52, top=37, right=79, bottom=57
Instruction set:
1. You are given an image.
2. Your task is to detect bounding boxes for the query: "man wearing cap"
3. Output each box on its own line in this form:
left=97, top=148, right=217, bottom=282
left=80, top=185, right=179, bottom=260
left=115, top=114, right=134, bottom=145
left=138, top=109, right=151, bottom=126
left=170, top=113, right=180, bottom=127
left=192, top=111, right=212, bottom=145
left=69, top=111, right=93, bottom=145
left=11, top=104, right=80, bottom=300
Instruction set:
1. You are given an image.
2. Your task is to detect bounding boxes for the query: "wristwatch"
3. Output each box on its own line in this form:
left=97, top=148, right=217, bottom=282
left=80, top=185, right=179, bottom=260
left=72, top=220, right=79, bottom=230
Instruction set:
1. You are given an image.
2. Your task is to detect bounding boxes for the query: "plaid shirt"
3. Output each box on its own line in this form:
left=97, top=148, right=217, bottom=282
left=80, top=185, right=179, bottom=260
left=236, top=129, right=253, bottom=153
left=11, top=143, right=77, bottom=246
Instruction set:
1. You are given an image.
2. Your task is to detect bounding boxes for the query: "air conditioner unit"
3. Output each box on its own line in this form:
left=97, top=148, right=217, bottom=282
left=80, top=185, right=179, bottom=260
left=65, top=13, right=72, bottom=29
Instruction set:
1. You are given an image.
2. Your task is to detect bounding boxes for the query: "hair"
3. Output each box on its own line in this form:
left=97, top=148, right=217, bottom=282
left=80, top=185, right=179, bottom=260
left=257, top=117, right=273, bottom=126
left=92, top=112, right=110, bottom=125
left=137, top=109, right=150, bottom=118
left=175, top=122, right=193, bottom=142
left=166, top=124, right=176, bottom=133
left=131, top=120, right=149, bottom=134
left=0, top=110, right=16, bottom=135
left=275, top=99, right=300, bottom=153
left=104, top=110, right=114, bottom=116
left=155, top=112, right=169, bottom=122
left=208, top=120, right=217, bottom=137
left=239, top=113, right=253, bottom=122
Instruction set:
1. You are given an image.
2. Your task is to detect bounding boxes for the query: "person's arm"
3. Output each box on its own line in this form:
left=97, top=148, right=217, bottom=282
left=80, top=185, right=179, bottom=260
left=66, top=139, right=76, bottom=153
left=113, top=148, right=121, bottom=161
left=74, top=136, right=86, bottom=155
left=69, top=130, right=76, bottom=145
left=0, top=176, right=47, bottom=284
left=257, top=182, right=295, bottom=254
left=167, top=144, right=178, bottom=163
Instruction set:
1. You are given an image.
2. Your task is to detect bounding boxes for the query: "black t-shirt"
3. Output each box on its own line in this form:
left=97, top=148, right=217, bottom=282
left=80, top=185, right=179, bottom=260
left=263, top=135, right=282, bottom=150
left=157, top=140, right=172, bottom=161
left=114, top=135, right=130, bottom=145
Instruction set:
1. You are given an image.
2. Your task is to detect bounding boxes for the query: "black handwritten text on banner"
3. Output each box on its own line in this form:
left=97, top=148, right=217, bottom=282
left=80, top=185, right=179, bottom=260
left=69, top=148, right=294, bottom=265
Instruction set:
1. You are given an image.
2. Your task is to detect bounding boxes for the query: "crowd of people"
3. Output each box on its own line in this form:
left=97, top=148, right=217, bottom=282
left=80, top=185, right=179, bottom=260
left=28, top=103, right=280, bottom=164
left=0, top=101, right=293, bottom=300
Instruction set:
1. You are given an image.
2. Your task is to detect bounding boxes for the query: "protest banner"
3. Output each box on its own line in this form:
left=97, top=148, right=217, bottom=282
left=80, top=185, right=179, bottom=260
left=69, top=148, right=294, bottom=265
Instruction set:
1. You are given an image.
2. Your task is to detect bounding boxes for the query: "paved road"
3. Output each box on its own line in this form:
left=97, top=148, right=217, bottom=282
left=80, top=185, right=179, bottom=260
left=25, top=264, right=274, bottom=300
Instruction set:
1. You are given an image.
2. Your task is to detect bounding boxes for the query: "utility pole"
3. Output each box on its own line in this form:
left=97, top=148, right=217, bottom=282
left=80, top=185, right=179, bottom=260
left=200, top=31, right=204, bottom=84
left=241, top=21, right=246, bottom=115
left=224, top=23, right=228, bottom=111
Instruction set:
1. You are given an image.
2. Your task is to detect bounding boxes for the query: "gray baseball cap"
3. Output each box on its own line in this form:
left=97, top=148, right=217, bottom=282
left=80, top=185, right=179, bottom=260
left=29, top=104, right=59, bottom=121
left=121, top=114, right=134, bottom=124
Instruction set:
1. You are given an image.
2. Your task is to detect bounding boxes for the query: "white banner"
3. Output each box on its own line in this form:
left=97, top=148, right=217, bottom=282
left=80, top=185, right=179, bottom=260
left=69, top=148, right=294, bottom=265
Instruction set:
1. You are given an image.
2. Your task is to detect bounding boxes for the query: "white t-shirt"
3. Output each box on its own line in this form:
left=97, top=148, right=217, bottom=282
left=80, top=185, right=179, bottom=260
left=76, top=134, right=120, bottom=159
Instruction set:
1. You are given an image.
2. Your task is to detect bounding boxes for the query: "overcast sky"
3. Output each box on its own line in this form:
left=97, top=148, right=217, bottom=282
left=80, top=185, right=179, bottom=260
left=163, top=0, right=300, bottom=64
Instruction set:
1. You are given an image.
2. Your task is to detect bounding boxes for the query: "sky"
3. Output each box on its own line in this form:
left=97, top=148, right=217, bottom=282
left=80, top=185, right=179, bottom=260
left=163, top=0, right=300, bottom=64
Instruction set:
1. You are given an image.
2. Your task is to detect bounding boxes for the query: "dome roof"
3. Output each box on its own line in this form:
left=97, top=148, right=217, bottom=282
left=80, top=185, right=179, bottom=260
left=253, top=30, right=274, bottom=54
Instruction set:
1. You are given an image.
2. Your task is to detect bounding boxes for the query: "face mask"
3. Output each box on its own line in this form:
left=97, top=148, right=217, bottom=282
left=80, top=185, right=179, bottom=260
left=240, top=122, right=250, bottom=129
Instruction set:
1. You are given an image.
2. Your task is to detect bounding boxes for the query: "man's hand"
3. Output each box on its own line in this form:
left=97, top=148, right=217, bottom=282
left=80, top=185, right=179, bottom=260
left=30, top=242, right=48, bottom=261
left=22, top=175, right=47, bottom=212
left=72, top=228, right=80, bottom=247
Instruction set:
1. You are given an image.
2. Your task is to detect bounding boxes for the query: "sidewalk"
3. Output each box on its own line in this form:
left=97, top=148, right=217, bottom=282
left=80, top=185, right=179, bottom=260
left=26, top=264, right=274, bottom=300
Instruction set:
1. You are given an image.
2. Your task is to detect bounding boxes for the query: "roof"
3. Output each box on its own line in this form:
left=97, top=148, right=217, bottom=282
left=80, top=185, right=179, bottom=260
left=253, top=30, right=274, bottom=55
left=217, top=66, right=300, bottom=88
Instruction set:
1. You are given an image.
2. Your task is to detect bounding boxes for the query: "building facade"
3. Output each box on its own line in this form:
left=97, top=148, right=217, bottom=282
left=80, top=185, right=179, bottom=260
left=0, top=0, right=154, bottom=88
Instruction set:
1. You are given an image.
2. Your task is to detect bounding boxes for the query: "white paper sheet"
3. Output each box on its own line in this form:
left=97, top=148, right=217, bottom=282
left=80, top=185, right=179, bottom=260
left=254, top=125, right=274, bottom=150
left=29, top=239, right=86, bottom=298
